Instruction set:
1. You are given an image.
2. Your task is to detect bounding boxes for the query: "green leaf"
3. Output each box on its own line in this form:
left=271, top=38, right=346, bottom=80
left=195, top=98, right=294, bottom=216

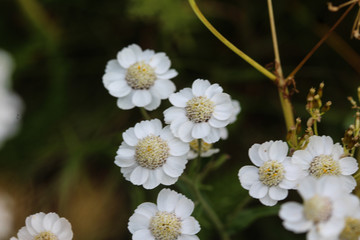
left=228, top=205, right=280, bottom=232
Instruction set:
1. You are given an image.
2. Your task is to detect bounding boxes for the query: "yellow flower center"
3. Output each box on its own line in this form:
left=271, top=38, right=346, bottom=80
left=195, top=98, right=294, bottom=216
left=303, top=195, right=332, bottom=223
left=340, top=217, right=360, bottom=240
left=125, top=61, right=156, bottom=89
left=34, top=232, right=58, bottom=240
left=149, top=211, right=182, bottom=240
left=185, top=96, right=214, bottom=123
left=135, top=135, right=169, bottom=169
left=309, top=154, right=341, bottom=178
left=189, top=139, right=212, bottom=153
left=258, top=160, right=285, bottom=186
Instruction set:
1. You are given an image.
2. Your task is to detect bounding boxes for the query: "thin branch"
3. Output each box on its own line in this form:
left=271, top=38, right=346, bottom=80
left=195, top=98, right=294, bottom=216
left=188, top=0, right=277, bottom=81
left=286, top=2, right=357, bottom=80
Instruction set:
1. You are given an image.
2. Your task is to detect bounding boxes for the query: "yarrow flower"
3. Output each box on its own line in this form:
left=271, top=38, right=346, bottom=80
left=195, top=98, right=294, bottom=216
left=115, top=119, right=190, bottom=189
left=0, top=50, right=23, bottom=148
left=164, top=79, right=234, bottom=143
left=128, top=188, right=200, bottom=240
left=291, top=135, right=358, bottom=192
left=279, top=176, right=358, bottom=240
left=12, top=212, right=73, bottom=240
left=102, top=44, right=177, bottom=111
left=187, top=139, right=219, bottom=160
left=238, top=140, right=302, bottom=206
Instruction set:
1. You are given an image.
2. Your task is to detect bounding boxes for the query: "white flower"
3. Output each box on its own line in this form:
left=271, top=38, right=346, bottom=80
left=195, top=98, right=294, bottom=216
left=338, top=199, right=360, bottom=240
left=115, top=119, right=190, bottom=189
left=0, top=50, right=23, bottom=148
left=164, top=79, right=234, bottom=143
left=0, top=192, right=13, bottom=239
left=238, top=140, right=303, bottom=206
left=219, top=99, right=241, bottom=140
left=14, top=212, right=73, bottom=240
left=102, top=44, right=177, bottom=111
left=187, top=139, right=219, bottom=160
left=279, top=176, right=357, bottom=240
left=292, top=135, right=358, bottom=192
left=128, top=188, right=200, bottom=240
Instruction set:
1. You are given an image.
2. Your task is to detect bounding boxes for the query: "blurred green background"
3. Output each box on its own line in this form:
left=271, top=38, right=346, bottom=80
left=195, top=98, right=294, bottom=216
left=0, top=0, right=359, bottom=239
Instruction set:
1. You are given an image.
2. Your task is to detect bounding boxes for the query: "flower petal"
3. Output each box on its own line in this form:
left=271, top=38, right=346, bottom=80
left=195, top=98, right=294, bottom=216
left=123, top=128, right=139, bottom=146
left=157, top=188, right=180, bottom=212
left=279, top=202, right=304, bottom=222
left=191, top=122, right=211, bottom=139
left=238, top=166, right=259, bottom=190
left=158, top=69, right=178, bottom=79
left=154, top=56, right=171, bottom=74
left=268, top=186, right=288, bottom=201
left=169, top=89, right=193, bottom=107
left=144, top=96, right=161, bottom=111
left=248, top=144, right=264, bottom=167
left=128, top=213, right=151, bottom=233
left=175, top=196, right=195, bottom=219
left=268, top=141, right=288, bottom=162
left=204, top=83, right=223, bottom=99
left=259, top=194, right=278, bottom=206
left=178, top=121, right=194, bottom=142
left=132, top=90, right=152, bottom=107
left=151, top=79, right=176, bottom=99
left=168, top=139, right=190, bottom=156
left=117, top=93, right=135, bottom=110
left=192, top=79, right=210, bottom=97
left=202, top=127, right=220, bottom=143
left=339, top=157, right=358, bottom=175
left=130, top=166, right=149, bottom=185
left=107, top=80, right=132, bottom=97
left=133, top=229, right=154, bottom=240
left=249, top=181, right=268, bottom=199
left=180, top=217, right=200, bottom=235
left=117, top=48, right=137, bottom=68
left=135, top=202, right=158, bottom=219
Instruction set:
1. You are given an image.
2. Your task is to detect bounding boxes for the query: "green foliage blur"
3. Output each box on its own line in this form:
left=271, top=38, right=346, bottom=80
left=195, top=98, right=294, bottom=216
left=0, top=0, right=359, bottom=239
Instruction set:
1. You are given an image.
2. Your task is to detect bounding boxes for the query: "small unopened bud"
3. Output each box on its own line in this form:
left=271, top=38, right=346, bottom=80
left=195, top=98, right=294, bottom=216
left=313, top=94, right=321, bottom=108
left=321, top=101, right=332, bottom=113
left=318, top=82, right=324, bottom=98
left=296, top=118, right=302, bottom=135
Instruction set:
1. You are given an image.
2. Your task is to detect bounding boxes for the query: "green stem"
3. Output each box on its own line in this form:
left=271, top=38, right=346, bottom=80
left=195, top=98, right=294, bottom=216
left=140, top=107, right=151, bottom=120
left=193, top=183, right=230, bottom=240
left=188, top=0, right=276, bottom=81
left=267, top=0, right=295, bottom=135
left=313, top=119, right=319, bottom=136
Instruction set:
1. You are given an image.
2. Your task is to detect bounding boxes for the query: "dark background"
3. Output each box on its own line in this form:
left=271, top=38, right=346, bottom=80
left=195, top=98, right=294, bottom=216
left=0, top=0, right=359, bottom=239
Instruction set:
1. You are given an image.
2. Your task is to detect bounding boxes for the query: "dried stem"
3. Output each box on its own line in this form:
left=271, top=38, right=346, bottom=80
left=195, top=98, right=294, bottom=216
left=286, top=2, right=357, bottom=80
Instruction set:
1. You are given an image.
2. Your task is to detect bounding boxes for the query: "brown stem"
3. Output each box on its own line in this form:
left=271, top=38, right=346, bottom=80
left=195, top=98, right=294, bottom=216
left=286, top=2, right=357, bottom=80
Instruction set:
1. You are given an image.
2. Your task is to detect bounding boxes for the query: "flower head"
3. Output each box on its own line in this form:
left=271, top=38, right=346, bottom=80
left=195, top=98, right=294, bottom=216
left=103, top=44, right=177, bottom=111
left=279, top=176, right=358, bottom=240
left=115, top=119, right=190, bottom=189
left=13, top=212, right=73, bottom=240
left=164, top=79, right=234, bottom=143
left=238, top=140, right=302, bottom=206
left=128, top=188, right=200, bottom=240
left=291, top=135, right=358, bottom=192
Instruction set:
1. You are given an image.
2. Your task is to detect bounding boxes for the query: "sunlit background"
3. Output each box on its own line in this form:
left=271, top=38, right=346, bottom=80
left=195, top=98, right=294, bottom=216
left=0, top=0, right=359, bottom=239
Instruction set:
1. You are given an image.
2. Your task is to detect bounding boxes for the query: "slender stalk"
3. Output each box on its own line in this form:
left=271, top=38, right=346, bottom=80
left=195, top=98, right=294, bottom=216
left=286, top=2, right=356, bottom=80
left=267, top=0, right=295, bottom=132
left=193, top=183, right=230, bottom=240
left=139, top=107, right=151, bottom=120
left=188, top=0, right=277, bottom=81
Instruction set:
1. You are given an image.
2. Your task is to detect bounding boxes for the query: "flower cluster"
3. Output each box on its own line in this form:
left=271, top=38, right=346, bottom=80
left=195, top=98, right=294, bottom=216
left=280, top=176, right=360, bottom=240
left=238, top=135, right=358, bottom=206
left=103, top=44, right=240, bottom=239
